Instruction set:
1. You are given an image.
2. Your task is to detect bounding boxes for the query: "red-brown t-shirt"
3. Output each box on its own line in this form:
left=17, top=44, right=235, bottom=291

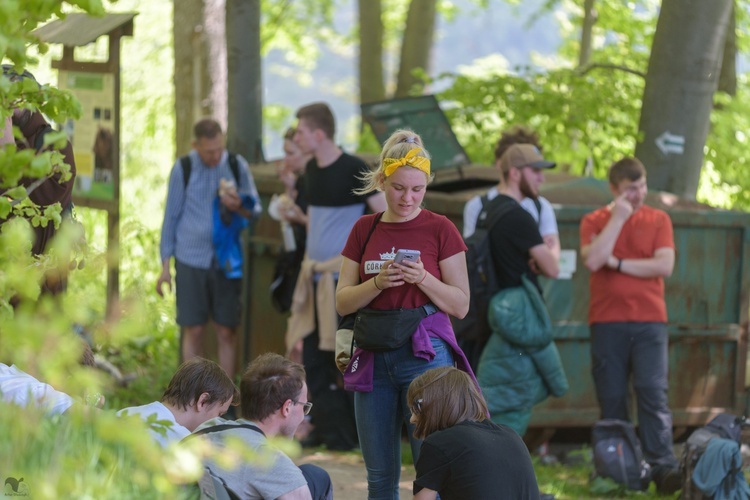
left=341, top=210, right=467, bottom=310
left=579, top=205, right=674, bottom=324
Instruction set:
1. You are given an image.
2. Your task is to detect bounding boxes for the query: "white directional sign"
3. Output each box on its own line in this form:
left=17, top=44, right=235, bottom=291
left=655, top=131, right=685, bottom=155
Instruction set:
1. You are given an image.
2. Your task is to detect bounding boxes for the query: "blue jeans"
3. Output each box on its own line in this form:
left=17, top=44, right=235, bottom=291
left=354, top=337, right=454, bottom=500
left=299, top=464, right=333, bottom=500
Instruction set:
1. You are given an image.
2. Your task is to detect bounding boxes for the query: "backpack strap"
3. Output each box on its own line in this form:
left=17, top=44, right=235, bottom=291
left=485, top=196, right=520, bottom=233
left=533, top=197, right=542, bottom=228
left=474, top=194, right=492, bottom=231
left=186, top=422, right=263, bottom=500
left=34, top=124, right=54, bottom=152
left=227, top=153, right=240, bottom=186
left=189, top=422, right=265, bottom=439
left=181, top=153, right=241, bottom=189
left=180, top=155, right=192, bottom=189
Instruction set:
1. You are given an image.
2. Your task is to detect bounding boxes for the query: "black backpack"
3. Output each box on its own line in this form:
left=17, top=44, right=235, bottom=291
left=591, top=419, right=652, bottom=491
left=452, top=195, right=518, bottom=371
left=680, top=413, right=746, bottom=499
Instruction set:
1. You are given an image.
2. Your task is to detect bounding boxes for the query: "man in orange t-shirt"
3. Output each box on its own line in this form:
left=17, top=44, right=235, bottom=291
left=580, top=157, right=680, bottom=495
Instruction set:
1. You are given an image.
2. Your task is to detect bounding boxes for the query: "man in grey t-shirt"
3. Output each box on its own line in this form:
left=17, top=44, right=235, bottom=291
left=194, top=353, right=332, bottom=500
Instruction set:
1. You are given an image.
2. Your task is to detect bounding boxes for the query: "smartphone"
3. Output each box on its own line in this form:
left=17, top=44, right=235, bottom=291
left=394, top=249, right=421, bottom=264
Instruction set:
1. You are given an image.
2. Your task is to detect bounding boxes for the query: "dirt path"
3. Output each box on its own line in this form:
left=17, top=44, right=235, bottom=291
left=298, top=449, right=416, bottom=499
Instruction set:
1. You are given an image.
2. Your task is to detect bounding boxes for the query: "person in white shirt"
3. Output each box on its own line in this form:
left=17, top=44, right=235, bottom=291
left=0, top=340, right=99, bottom=415
left=0, top=363, right=75, bottom=415
left=462, top=126, right=561, bottom=264
left=118, top=357, right=237, bottom=448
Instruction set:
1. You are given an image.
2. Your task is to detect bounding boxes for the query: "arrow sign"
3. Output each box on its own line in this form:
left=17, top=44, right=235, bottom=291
left=655, top=131, right=685, bottom=155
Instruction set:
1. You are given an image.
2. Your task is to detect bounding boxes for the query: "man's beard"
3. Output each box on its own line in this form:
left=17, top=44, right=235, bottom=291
left=519, top=175, right=538, bottom=199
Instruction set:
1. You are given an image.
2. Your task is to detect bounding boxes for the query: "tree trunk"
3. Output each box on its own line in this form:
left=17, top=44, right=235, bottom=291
left=226, top=0, right=263, bottom=163
left=395, top=0, right=437, bottom=98
left=204, top=0, right=228, bottom=130
left=718, top=1, right=737, bottom=97
left=173, top=0, right=202, bottom=156
left=173, top=0, right=226, bottom=157
left=578, top=0, right=596, bottom=68
left=634, top=0, right=732, bottom=199
left=358, top=0, right=385, bottom=104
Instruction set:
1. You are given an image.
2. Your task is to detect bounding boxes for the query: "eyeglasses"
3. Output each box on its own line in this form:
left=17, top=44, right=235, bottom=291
left=410, top=399, right=423, bottom=416
left=293, top=400, right=313, bottom=415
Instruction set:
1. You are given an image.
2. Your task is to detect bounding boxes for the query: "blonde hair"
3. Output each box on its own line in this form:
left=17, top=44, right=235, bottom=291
left=354, top=129, right=434, bottom=195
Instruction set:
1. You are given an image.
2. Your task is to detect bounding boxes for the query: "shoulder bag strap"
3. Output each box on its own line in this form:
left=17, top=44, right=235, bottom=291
left=186, top=423, right=265, bottom=441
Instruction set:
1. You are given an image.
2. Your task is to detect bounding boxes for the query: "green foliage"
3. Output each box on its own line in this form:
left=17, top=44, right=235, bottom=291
left=0, top=0, right=197, bottom=496
left=555, top=0, right=658, bottom=68
left=438, top=0, right=750, bottom=210
left=261, top=0, right=342, bottom=68
left=436, top=60, right=642, bottom=177
left=700, top=78, right=750, bottom=210
left=533, top=450, right=681, bottom=499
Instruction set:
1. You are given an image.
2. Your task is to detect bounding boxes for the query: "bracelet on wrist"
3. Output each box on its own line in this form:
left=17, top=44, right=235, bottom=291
left=373, top=276, right=383, bottom=290
left=617, top=259, right=623, bottom=272
left=415, top=271, right=427, bottom=285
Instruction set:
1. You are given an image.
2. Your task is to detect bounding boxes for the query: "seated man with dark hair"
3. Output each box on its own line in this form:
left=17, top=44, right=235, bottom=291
left=118, top=357, right=238, bottom=448
left=194, top=353, right=332, bottom=500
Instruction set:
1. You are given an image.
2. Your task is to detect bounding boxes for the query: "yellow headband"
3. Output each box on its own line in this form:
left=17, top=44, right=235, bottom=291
left=382, top=147, right=431, bottom=177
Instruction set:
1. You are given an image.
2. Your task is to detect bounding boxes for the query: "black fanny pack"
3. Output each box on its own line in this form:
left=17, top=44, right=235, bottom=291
left=353, top=303, right=438, bottom=352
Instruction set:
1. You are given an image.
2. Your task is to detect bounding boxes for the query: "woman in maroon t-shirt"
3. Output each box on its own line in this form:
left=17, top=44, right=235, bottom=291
left=336, top=129, right=469, bottom=499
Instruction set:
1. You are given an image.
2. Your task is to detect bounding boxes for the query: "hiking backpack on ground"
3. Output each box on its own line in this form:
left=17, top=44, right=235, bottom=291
left=680, top=413, right=747, bottom=499
left=591, top=419, right=652, bottom=491
left=451, top=195, right=518, bottom=371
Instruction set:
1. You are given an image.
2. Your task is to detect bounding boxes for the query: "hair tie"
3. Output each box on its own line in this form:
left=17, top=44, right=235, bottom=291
left=405, top=136, right=416, bottom=144
left=382, top=148, right=431, bottom=177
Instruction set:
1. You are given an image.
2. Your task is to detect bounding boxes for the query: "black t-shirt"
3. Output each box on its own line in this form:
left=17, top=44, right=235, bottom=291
left=304, top=152, right=372, bottom=207
left=292, top=173, right=308, bottom=254
left=414, top=420, right=540, bottom=500
left=304, top=152, right=375, bottom=262
left=487, top=194, right=544, bottom=291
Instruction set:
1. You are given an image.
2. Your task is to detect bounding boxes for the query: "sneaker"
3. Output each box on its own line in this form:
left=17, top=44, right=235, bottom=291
left=652, top=465, right=681, bottom=495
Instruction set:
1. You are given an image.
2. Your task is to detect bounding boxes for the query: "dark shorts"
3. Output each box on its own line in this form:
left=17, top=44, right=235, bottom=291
left=175, top=260, right=242, bottom=327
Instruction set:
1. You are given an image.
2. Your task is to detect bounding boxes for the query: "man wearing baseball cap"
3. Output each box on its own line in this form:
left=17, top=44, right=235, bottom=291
left=474, top=143, right=561, bottom=437
left=489, top=143, right=559, bottom=291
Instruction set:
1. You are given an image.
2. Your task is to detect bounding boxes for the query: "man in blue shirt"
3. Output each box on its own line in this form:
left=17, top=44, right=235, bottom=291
left=157, top=119, right=261, bottom=380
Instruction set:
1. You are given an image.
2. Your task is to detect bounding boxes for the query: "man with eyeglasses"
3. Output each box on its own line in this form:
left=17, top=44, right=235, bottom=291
left=194, top=353, right=332, bottom=499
